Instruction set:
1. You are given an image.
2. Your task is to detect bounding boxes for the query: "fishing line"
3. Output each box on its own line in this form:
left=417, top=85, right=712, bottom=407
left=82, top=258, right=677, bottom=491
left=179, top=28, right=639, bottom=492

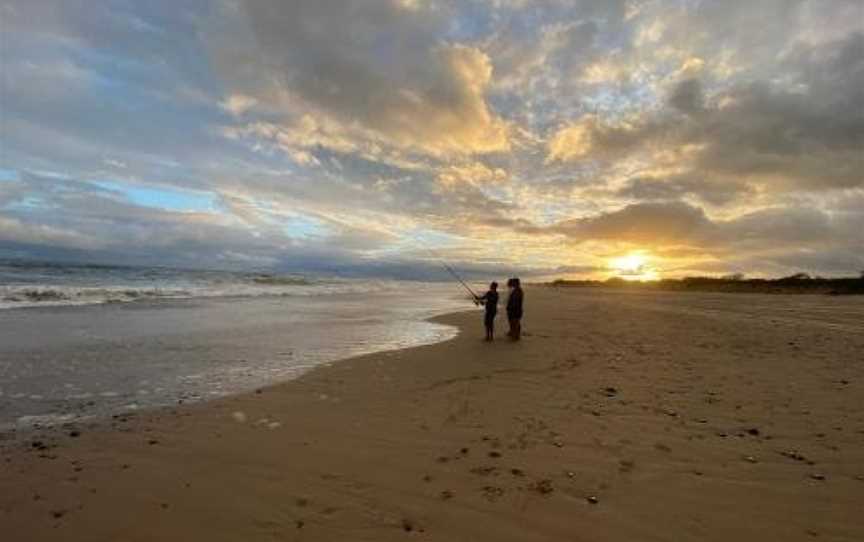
left=414, top=241, right=480, bottom=298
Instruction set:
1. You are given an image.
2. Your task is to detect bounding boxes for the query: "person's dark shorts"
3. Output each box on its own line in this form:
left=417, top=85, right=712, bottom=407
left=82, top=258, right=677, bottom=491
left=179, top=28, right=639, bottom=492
left=484, top=311, right=496, bottom=328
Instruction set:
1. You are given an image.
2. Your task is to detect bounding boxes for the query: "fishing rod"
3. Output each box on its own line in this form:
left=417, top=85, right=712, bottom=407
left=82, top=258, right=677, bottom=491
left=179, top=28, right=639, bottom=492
left=416, top=242, right=480, bottom=299
left=440, top=259, right=480, bottom=299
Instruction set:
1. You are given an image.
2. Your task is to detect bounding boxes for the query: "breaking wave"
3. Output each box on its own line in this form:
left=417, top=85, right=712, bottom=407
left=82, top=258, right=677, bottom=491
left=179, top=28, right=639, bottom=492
left=251, top=275, right=313, bottom=286
left=0, top=286, right=194, bottom=308
left=0, top=274, right=410, bottom=310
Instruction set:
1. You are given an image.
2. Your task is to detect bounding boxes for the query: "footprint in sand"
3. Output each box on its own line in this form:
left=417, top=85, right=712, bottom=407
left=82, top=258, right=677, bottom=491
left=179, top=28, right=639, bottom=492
left=482, top=486, right=505, bottom=501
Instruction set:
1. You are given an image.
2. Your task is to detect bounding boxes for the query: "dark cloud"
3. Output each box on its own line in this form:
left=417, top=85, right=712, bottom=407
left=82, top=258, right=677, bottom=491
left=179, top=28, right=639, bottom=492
left=552, top=200, right=859, bottom=250
left=550, top=32, right=864, bottom=193
left=554, top=201, right=712, bottom=245
left=615, top=175, right=752, bottom=206
left=215, top=0, right=509, bottom=156
left=668, top=78, right=704, bottom=114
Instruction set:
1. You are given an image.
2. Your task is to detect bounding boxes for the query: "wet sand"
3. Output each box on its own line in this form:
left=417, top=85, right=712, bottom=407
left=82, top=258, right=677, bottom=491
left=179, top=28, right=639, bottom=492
left=0, top=291, right=461, bottom=428
left=2, top=287, right=863, bottom=541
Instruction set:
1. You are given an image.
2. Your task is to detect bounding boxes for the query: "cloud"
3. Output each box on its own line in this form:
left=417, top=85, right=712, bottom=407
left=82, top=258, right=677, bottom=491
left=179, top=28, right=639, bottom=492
left=554, top=201, right=712, bottom=245
left=614, top=175, right=752, bottom=206
left=539, top=198, right=864, bottom=275
left=667, top=78, right=705, bottom=114
left=220, top=94, right=258, bottom=116
left=437, top=161, right=508, bottom=189
left=547, top=31, right=864, bottom=193
left=546, top=114, right=658, bottom=163
left=2, top=0, right=862, bottom=278
left=0, top=216, right=104, bottom=251
left=213, top=0, right=510, bottom=158
left=0, top=171, right=409, bottom=270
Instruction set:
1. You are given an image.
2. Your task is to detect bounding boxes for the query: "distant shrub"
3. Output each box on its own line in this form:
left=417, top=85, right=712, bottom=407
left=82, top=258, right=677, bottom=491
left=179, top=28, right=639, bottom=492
left=547, top=272, right=863, bottom=295
left=779, top=272, right=812, bottom=282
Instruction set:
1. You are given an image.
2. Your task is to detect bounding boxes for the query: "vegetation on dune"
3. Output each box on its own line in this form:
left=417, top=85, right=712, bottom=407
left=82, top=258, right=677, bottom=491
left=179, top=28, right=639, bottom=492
left=549, top=272, right=864, bottom=295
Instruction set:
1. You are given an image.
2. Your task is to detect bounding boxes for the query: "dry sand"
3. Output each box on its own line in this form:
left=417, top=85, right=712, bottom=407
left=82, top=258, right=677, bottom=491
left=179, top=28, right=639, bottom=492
left=2, top=287, right=863, bottom=541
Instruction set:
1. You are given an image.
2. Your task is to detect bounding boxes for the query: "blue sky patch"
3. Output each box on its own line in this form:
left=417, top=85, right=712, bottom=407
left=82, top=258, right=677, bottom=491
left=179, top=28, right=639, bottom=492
left=0, top=169, right=21, bottom=182
left=91, top=180, right=219, bottom=213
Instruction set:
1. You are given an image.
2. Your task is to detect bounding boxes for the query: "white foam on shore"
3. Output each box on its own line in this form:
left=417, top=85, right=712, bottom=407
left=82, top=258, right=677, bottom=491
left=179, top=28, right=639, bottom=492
left=16, top=413, right=81, bottom=427
left=0, top=278, right=444, bottom=311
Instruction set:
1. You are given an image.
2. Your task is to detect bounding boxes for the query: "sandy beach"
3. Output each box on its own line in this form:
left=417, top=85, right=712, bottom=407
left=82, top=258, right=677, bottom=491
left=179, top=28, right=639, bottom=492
left=2, top=287, right=863, bottom=541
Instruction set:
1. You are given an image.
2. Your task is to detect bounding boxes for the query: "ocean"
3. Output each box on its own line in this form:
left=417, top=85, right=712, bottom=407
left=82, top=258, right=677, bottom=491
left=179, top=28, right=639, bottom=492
left=0, top=260, right=475, bottom=431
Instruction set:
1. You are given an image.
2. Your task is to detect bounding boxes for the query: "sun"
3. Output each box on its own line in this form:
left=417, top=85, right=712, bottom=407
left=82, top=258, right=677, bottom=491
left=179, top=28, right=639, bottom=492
left=609, top=251, right=659, bottom=281
left=611, top=253, right=646, bottom=273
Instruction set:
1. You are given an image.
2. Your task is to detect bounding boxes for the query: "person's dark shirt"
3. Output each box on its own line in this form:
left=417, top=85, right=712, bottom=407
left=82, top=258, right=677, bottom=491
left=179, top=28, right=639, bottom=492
left=480, top=290, right=498, bottom=314
left=507, top=287, right=523, bottom=319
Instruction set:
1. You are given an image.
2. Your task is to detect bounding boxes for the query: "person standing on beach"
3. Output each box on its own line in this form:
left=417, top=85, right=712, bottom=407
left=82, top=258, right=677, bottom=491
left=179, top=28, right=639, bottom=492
left=506, top=277, right=524, bottom=341
left=474, top=281, right=499, bottom=341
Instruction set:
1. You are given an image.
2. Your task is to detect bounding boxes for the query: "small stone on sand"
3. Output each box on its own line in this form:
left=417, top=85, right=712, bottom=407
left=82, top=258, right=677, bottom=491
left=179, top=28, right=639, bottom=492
left=780, top=450, right=807, bottom=462
left=530, top=479, right=554, bottom=495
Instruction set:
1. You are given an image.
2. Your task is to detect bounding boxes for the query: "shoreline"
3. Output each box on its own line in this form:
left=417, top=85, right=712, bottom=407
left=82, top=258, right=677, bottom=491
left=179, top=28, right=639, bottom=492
left=2, top=287, right=863, bottom=541
left=0, top=307, right=470, bottom=440
left=0, top=292, right=469, bottom=434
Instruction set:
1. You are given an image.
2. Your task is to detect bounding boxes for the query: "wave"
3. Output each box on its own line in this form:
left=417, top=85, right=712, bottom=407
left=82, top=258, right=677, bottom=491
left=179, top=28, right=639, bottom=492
left=0, top=286, right=195, bottom=309
left=0, top=278, right=419, bottom=310
left=251, top=275, right=312, bottom=286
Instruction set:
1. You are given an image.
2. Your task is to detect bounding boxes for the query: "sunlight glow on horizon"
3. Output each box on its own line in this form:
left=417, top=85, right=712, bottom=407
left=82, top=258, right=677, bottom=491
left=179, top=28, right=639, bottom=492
left=609, top=251, right=660, bottom=281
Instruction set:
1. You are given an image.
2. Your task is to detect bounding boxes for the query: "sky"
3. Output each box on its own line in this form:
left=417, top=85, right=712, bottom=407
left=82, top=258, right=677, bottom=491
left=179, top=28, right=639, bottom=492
left=1, top=0, right=862, bottom=279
